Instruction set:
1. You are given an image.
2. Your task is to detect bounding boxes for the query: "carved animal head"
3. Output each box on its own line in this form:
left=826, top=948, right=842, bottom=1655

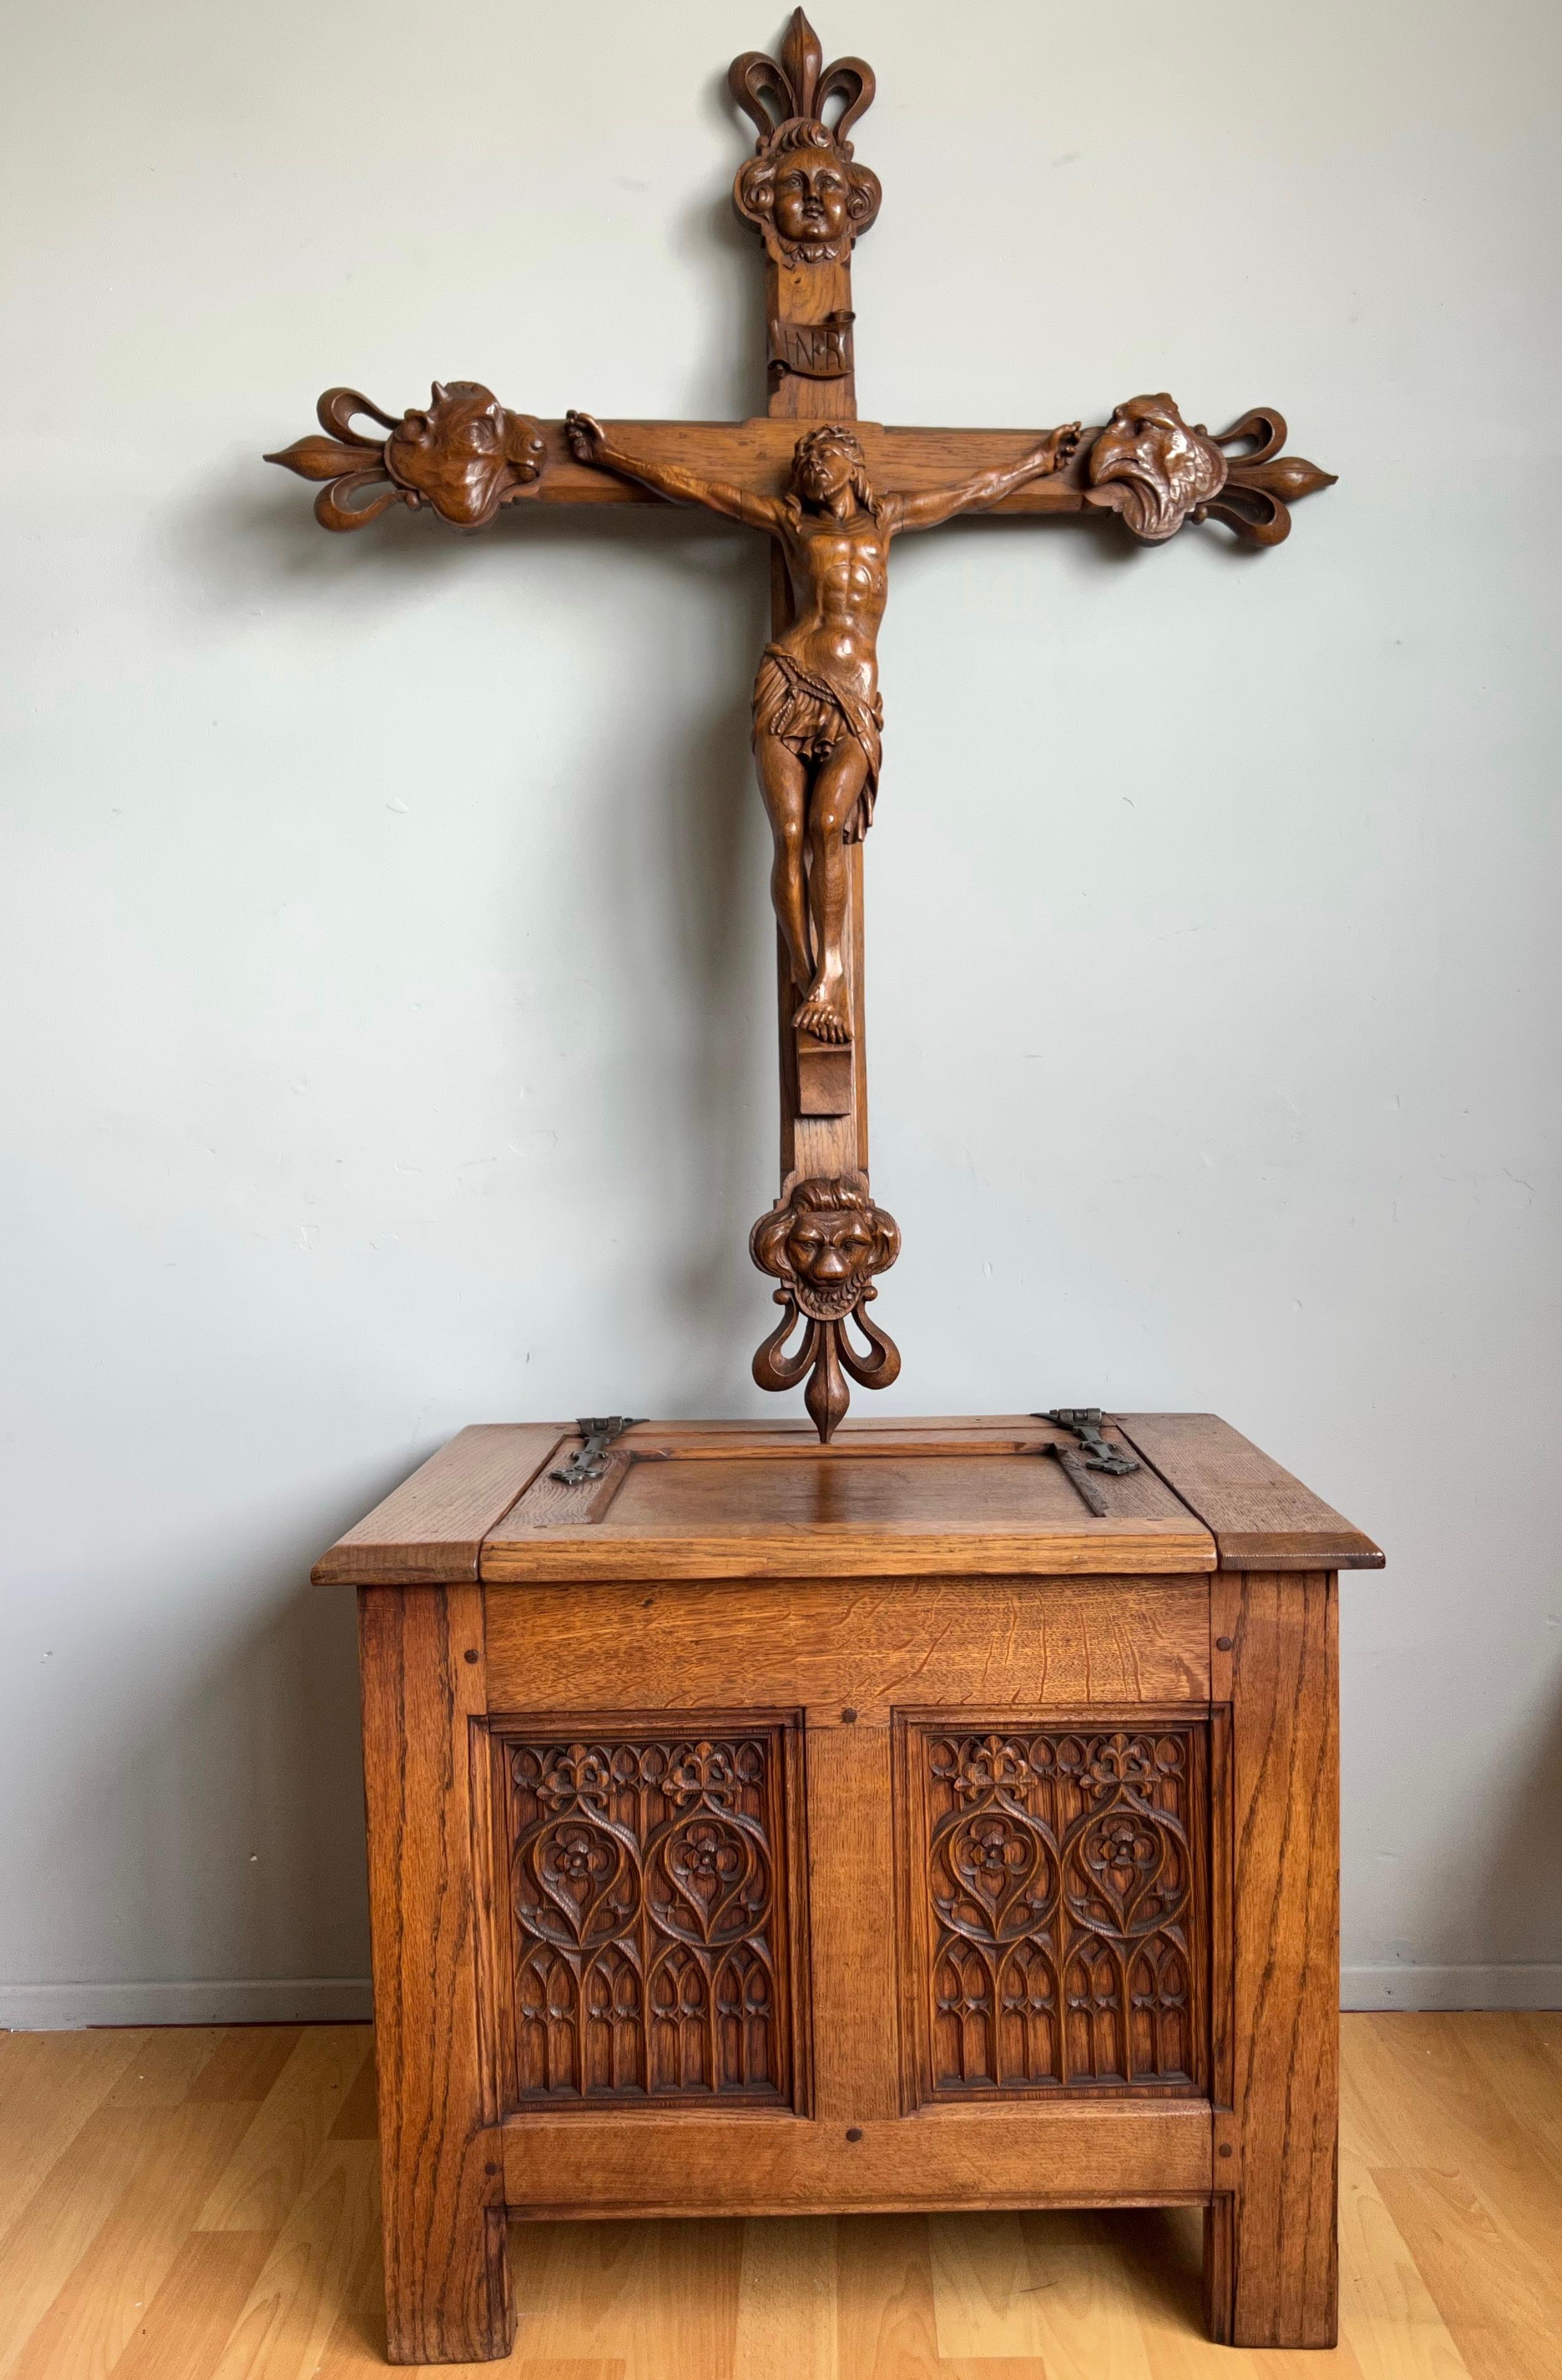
left=735, top=119, right=881, bottom=263
left=750, top=1176, right=900, bottom=1320
left=383, top=382, right=546, bottom=528
left=1086, top=395, right=1228, bottom=543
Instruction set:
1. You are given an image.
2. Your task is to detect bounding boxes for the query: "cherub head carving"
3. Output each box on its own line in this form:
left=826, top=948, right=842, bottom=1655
left=383, top=382, right=546, bottom=528
left=729, top=12, right=880, bottom=264
left=735, top=119, right=881, bottom=264
left=751, top=1175, right=900, bottom=1320
left=1086, top=395, right=1228, bottom=544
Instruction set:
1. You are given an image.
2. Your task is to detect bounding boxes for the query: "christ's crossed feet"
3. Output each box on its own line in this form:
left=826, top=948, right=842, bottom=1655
left=796, top=974, right=852, bottom=1043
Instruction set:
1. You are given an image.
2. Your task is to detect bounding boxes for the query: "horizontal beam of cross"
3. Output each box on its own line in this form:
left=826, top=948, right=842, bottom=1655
left=271, top=409, right=1104, bottom=521
left=271, top=393, right=1333, bottom=546
left=482, top=419, right=1102, bottom=513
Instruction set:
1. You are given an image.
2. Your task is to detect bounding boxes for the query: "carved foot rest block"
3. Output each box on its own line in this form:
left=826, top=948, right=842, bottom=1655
left=315, top=1412, right=1380, bottom=2364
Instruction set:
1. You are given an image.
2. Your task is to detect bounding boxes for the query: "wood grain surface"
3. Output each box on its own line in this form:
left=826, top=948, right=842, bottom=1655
left=1, top=2015, right=1555, bottom=2375
left=313, top=1428, right=565, bottom=1585
left=357, top=1584, right=512, bottom=2362
left=1207, top=1569, right=1342, bottom=2349
left=803, top=1720, right=902, bottom=2126
left=482, top=1574, right=1212, bottom=1715
left=1116, top=1413, right=1382, bottom=1571
left=311, top=1414, right=1382, bottom=1590
left=499, top=2099, right=1212, bottom=2218
left=389, top=416, right=1107, bottom=513
left=480, top=1440, right=1212, bottom=1580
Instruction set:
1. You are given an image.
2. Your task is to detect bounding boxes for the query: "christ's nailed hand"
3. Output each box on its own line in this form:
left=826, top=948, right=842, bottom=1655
left=566, top=410, right=604, bottom=463
left=1043, top=421, right=1082, bottom=473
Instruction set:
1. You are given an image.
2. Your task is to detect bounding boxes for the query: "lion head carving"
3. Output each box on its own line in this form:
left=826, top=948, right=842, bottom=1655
left=734, top=119, right=881, bottom=264
left=383, top=382, right=546, bottom=529
left=750, top=1174, right=900, bottom=1321
left=1086, top=395, right=1228, bottom=544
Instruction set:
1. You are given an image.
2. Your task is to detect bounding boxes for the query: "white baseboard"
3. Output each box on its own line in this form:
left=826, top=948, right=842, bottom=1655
left=0, top=1978, right=374, bottom=2029
left=2, top=1968, right=1557, bottom=2031
left=1342, top=1964, right=1562, bottom=2011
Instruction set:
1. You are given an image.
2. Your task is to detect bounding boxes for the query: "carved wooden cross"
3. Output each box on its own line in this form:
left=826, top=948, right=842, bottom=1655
left=268, top=11, right=1333, bottom=1442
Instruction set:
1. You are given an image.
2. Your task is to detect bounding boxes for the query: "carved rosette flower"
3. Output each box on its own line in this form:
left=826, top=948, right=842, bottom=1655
left=1086, top=394, right=1336, bottom=546
left=729, top=9, right=880, bottom=265
left=750, top=1171, right=900, bottom=1443
left=266, top=382, right=546, bottom=531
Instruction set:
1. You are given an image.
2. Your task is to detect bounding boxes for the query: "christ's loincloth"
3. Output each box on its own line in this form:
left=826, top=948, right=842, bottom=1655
left=753, top=645, right=884, bottom=843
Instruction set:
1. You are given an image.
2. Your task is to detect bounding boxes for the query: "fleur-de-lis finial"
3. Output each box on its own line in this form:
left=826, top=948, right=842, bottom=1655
left=729, top=9, right=876, bottom=150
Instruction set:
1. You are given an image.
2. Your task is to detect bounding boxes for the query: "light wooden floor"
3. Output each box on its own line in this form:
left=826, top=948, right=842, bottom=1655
left=0, top=2015, right=1557, bottom=2378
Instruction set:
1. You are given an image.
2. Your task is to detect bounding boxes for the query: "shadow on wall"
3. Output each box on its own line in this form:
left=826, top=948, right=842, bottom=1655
left=165, top=457, right=778, bottom=1405
left=115, top=289, right=789, bottom=1989
left=79, top=484, right=777, bottom=2000
left=24, top=1493, right=401, bottom=2020
left=1478, top=1674, right=1562, bottom=1996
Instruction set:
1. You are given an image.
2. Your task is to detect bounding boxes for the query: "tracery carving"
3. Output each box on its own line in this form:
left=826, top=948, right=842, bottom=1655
left=1086, top=394, right=1336, bottom=546
left=499, top=1725, right=801, bottom=2107
left=729, top=9, right=880, bottom=264
left=750, top=1173, right=900, bottom=1443
left=266, top=382, right=546, bottom=531
left=910, top=1725, right=1206, bottom=2099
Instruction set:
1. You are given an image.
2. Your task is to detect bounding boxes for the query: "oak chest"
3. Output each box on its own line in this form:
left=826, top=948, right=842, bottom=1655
left=316, top=1411, right=1381, bottom=2363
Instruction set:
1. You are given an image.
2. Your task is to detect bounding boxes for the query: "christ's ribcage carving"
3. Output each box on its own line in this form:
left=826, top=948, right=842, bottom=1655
left=498, top=1725, right=800, bottom=2108
left=910, top=1726, right=1207, bottom=2099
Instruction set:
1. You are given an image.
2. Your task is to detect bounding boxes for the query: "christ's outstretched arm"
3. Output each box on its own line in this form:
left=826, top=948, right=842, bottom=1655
left=566, top=412, right=786, bottom=531
left=886, top=422, right=1082, bottom=535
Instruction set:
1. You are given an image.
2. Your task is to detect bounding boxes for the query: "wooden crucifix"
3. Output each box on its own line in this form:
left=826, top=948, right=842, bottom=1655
left=268, top=9, right=1334, bottom=1441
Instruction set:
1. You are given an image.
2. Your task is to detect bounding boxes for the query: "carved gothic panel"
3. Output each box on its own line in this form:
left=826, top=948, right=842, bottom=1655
left=900, top=1721, right=1208, bottom=2102
left=494, top=1719, right=805, bottom=2111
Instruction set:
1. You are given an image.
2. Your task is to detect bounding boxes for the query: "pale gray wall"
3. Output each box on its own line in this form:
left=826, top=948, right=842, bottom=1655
left=2, top=0, right=1558, bottom=2021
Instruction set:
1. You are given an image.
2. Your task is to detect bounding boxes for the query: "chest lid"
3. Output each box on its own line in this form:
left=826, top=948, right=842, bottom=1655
left=310, top=1410, right=1381, bottom=1587
left=476, top=1413, right=1207, bottom=1582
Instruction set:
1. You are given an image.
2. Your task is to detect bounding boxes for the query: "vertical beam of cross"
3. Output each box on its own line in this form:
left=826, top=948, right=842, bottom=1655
left=736, top=11, right=874, bottom=1180
left=731, top=12, right=891, bottom=1442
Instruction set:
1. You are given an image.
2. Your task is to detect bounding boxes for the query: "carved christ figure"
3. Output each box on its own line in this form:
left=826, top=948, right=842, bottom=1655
left=566, top=412, right=1081, bottom=1044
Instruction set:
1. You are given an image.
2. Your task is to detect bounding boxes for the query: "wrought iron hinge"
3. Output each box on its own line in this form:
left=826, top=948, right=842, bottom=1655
left=1030, top=1408, right=1139, bottom=1518
left=549, top=1415, right=644, bottom=1486
left=1034, top=1409, right=1140, bottom=1476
